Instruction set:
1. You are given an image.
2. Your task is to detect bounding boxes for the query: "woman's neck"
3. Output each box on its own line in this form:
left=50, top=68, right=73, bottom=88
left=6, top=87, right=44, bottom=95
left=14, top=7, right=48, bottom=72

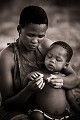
left=18, top=39, right=31, bottom=54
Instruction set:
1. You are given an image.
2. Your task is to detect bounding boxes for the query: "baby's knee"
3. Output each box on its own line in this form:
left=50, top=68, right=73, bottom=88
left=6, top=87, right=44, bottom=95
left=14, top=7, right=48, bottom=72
left=30, top=111, right=44, bottom=120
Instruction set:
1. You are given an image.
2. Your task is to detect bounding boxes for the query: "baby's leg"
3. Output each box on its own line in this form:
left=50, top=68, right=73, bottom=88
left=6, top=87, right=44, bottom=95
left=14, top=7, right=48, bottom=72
left=30, top=111, right=44, bottom=120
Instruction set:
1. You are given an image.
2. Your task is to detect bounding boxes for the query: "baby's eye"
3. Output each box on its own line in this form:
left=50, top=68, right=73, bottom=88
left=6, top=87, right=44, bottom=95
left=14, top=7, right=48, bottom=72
left=38, top=35, right=45, bottom=38
left=47, top=54, right=52, bottom=58
left=56, top=57, right=62, bottom=62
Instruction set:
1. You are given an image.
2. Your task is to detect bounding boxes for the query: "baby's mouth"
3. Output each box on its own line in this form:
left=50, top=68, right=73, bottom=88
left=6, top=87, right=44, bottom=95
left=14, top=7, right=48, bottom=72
left=47, top=64, right=55, bottom=71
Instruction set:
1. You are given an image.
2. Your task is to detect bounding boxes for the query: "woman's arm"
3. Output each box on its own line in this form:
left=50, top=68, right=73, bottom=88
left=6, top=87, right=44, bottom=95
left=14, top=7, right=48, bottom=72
left=0, top=48, right=44, bottom=109
left=0, top=48, right=34, bottom=108
left=61, top=64, right=80, bottom=89
left=66, top=90, right=80, bottom=114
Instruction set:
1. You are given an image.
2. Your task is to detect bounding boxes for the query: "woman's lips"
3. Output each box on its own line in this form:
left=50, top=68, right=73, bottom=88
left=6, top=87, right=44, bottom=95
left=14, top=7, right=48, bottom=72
left=29, top=44, right=37, bottom=49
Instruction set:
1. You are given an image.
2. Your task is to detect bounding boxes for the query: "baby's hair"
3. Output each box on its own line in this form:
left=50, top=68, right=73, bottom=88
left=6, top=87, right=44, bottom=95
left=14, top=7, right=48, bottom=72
left=19, top=5, right=48, bottom=28
left=49, top=41, right=73, bottom=62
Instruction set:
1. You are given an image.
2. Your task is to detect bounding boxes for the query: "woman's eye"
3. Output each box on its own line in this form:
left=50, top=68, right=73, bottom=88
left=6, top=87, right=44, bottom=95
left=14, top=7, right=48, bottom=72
left=26, top=34, right=45, bottom=38
left=27, top=34, right=35, bottom=37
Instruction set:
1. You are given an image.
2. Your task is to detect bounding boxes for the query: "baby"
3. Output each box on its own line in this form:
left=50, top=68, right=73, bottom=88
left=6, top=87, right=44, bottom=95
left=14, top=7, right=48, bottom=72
left=24, top=41, right=74, bottom=120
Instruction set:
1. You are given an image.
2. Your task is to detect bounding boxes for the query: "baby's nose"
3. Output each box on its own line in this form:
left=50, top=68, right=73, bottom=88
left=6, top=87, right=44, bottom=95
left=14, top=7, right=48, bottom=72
left=51, top=58, right=56, bottom=63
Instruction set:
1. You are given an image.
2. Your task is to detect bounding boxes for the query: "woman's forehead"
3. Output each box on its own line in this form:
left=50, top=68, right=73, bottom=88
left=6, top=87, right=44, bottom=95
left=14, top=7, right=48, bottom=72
left=22, top=24, right=47, bottom=34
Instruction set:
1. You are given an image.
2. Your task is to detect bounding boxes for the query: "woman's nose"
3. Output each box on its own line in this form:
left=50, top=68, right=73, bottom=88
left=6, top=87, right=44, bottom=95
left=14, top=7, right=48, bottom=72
left=31, top=37, right=38, bottom=44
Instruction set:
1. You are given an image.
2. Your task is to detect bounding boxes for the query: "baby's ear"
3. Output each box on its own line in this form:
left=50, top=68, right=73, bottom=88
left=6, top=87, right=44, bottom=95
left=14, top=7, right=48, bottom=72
left=64, top=62, right=69, bottom=69
left=17, top=25, right=21, bottom=34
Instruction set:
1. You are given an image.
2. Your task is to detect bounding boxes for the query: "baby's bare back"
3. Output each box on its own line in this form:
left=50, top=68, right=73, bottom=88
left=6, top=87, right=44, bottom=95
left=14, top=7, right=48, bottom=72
left=35, top=84, right=68, bottom=115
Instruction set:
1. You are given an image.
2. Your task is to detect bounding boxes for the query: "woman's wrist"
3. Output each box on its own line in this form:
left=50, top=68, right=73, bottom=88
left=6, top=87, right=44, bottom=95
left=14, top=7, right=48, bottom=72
left=27, top=85, right=34, bottom=94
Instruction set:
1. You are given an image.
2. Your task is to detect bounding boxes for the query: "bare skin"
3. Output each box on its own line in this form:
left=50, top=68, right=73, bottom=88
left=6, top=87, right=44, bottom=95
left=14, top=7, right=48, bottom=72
left=23, top=44, right=80, bottom=116
left=0, top=23, right=79, bottom=110
left=0, top=24, right=52, bottom=108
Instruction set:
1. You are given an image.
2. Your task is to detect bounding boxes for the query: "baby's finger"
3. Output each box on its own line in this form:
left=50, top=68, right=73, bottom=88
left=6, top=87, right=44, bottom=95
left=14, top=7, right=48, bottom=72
left=46, top=77, right=51, bottom=83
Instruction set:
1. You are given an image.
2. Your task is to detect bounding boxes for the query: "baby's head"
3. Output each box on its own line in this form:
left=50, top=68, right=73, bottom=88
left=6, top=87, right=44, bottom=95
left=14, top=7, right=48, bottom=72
left=45, top=41, right=73, bottom=72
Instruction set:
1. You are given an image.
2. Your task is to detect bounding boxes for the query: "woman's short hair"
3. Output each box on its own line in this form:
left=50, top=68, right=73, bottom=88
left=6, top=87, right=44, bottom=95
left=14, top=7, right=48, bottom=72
left=19, top=5, right=48, bottom=28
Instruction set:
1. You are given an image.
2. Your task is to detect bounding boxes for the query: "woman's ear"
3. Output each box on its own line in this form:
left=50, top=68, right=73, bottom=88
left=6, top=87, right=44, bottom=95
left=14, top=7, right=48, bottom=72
left=17, top=25, right=21, bottom=35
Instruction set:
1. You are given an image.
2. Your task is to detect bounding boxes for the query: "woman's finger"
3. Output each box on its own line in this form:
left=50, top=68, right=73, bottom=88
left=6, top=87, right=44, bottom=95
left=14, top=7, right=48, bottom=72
left=54, top=82, right=63, bottom=86
left=35, top=75, right=44, bottom=81
left=31, top=74, right=37, bottom=78
left=51, top=78, right=63, bottom=83
left=31, top=78, right=44, bottom=91
left=36, top=78, right=43, bottom=85
left=40, top=82, right=45, bottom=90
left=36, top=72, right=44, bottom=77
left=37, top=80, right=44, bottom=89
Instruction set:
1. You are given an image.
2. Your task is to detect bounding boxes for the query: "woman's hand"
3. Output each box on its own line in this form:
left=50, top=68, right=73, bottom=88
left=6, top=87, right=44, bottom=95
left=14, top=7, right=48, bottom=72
left=47, top=74, right=63, bottom=88
left=27, top=72, right=43, bottom=81
left=27, top=72, right=45, bottom=92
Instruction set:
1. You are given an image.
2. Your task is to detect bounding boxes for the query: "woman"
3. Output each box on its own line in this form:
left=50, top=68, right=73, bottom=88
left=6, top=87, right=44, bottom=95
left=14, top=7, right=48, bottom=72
left=0, top=5, right=79, bottom=120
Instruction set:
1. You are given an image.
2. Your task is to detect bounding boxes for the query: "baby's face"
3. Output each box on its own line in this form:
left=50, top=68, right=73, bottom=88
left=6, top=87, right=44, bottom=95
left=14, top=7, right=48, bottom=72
left=45, top=45, right=68, bottom=72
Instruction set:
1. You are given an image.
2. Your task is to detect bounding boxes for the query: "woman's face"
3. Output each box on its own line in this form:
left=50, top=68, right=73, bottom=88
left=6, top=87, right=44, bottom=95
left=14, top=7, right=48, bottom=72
left=19, top=23, right=47, bottom=51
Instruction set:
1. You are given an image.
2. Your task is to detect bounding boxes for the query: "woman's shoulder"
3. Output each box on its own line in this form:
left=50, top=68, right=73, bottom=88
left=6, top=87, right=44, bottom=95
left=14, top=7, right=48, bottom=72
left=0, top=46, right=14, bottom=57
left=38, top=38, right=53, bottom=56
left=0, top=46, right=14, bottom=67
left=41, top=38, right=53, bottom=48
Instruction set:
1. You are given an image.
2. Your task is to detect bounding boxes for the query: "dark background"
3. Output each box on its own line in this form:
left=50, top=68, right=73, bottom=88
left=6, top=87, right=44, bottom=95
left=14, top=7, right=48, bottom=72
left=0, top=0, right=80, bottom=78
